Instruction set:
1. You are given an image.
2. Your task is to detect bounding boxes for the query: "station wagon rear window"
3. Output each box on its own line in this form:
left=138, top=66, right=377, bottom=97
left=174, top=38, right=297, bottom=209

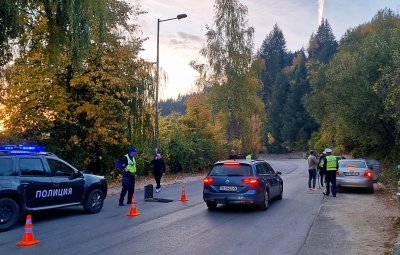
left=209, top=164, right=252, bottom=176
left=339, top=161, right=367, bottom=168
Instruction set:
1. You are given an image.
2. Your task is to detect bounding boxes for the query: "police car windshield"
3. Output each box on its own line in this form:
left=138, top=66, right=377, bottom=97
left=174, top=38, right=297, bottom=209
left=209, top=164, right=252, bottom=176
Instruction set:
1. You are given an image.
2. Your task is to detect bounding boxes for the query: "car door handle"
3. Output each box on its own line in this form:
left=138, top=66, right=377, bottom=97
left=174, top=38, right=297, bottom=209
left=20, top=181, right=29, bottom=187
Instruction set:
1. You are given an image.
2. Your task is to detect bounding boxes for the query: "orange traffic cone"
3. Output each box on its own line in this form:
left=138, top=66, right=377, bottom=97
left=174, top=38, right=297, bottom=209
left=127, top=195, right=141, bottom=217
left=178, top=186, right=188, bottom=202
left=16, top=215, right=40, bottom=246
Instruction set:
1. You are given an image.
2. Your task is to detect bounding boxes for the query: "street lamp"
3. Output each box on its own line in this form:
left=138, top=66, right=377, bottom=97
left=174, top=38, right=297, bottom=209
left=155, top=13, right=187, bottom=152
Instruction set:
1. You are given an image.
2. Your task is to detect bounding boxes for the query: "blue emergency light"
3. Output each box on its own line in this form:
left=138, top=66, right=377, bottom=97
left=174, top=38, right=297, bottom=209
left=0, top=144, right=46, bottom=153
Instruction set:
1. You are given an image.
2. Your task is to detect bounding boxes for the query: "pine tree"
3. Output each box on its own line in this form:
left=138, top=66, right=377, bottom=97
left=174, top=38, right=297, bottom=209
left=281, top=51, right=318, bottom=150
left=259, top=24, right=293, bottom=152
left=308, top=19, right=338, bottom=64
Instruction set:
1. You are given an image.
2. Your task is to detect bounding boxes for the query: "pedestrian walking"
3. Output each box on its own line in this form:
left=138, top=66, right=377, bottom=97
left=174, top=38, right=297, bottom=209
left=116, top=147, right=138, bottom=206
left=323, top=148, right=338, bottom=197
left=307, top=150, right=319, bottom=190
left=150, top=153, right=166, bottom=193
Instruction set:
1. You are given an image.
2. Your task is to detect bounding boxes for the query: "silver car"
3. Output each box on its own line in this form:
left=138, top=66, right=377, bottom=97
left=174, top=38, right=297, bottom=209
left=336, top=159, right=374, bottom=193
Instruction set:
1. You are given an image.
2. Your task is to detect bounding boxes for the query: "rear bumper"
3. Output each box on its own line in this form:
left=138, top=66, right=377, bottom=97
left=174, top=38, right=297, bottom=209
left=203, top=190, right=264, bottom=205
left=337, top=177, right=373, bottom=188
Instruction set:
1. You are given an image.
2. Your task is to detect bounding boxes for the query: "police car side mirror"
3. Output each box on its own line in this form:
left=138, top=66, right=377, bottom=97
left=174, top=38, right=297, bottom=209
left=70, top=171, right=83, bottom=179
left=276, top=171, right=282, bottom=175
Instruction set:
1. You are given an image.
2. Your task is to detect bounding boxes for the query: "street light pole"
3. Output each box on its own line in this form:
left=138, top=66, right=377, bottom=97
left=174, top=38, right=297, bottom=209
left=155, top=14, right=187, bottom=152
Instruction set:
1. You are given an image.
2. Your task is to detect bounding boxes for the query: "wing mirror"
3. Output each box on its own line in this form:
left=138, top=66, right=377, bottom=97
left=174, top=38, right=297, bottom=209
left=276, top=171, right=282, bottom=175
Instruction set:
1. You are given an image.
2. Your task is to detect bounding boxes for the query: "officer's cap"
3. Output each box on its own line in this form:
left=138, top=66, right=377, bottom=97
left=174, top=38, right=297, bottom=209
left=129, top=147, right=137, bottom=154
left=324, top=148, right=332, bottom=153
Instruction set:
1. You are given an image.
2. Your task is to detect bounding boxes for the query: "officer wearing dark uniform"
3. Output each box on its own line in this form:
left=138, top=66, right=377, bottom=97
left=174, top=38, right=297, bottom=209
left=322, top=148, right=338, bottom=197
left=318, top=151, right=326, bottom=187
left=116, top=147, right=138, bottom=206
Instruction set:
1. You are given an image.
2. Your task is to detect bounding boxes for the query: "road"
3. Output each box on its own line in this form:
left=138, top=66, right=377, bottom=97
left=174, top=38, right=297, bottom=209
left=1, top=159, right=326, bottom=255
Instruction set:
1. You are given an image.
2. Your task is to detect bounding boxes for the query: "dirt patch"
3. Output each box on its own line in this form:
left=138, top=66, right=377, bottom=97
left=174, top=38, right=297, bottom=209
left=325, top=184, right=400, bottom=254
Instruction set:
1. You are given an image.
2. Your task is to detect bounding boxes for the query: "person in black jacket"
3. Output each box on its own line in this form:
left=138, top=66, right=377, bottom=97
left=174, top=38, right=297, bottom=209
left=150, top=153, right=166, bottom=193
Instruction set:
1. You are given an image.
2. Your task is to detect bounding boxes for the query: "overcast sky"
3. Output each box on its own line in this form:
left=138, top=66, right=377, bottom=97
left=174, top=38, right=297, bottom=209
left=132, top=0, right=400, bottom=100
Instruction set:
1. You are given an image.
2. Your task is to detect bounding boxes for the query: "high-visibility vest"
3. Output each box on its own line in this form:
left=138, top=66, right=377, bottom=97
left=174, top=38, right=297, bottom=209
left=319, top=157, right=325, bottom=168
left=326, top=155, right=337, bottom=171
left=125, top=154, right=137, bottom=173
left=246, top=154, right=252, bottom=160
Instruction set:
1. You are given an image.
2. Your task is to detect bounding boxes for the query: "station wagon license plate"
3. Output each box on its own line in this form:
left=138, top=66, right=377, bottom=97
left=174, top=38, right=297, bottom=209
left=219, top=186, right=237, bottom=191
left=344, top=172, right=359, bottom=176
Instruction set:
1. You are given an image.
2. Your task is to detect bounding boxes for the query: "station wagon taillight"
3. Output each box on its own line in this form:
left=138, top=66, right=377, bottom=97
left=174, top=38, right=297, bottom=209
left=241, top=178, right=259, bottom=185
left=203, top=177, right=215, bottom=184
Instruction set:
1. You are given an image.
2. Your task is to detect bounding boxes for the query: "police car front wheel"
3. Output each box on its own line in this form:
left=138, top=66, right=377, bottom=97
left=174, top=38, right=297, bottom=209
left=84, top=189, right=104, bottom=214
left=0, top=198, right=19, bottom=232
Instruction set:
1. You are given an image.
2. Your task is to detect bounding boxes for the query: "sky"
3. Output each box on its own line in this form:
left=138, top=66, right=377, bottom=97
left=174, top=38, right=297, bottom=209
left=131, top=0, right=400, bottom=100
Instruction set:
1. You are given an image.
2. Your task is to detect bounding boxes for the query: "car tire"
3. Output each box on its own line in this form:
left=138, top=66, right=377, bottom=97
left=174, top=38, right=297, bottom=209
left=206, top=202, right=217, bottom=210
left=83, top=189, right=104, bottom=214
left=368, top=185, right=374, bottom=194
left=277, top=184, right=283, bottom=200
left=259, top=188, right=269, bottom=211
left=0, top=198, right=19, bottom=232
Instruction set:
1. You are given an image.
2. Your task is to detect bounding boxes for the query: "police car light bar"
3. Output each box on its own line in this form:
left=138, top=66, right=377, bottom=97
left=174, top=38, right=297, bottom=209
left=0, top=145, right=46, bottom=153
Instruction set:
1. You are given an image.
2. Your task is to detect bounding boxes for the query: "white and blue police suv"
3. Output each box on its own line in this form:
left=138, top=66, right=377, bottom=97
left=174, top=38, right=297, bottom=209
left=0, top=145, right=107, bottom=231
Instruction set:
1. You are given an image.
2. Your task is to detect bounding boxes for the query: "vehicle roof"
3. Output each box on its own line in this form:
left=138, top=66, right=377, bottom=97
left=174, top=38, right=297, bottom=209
left=0, top=151, right=59, bottom=158
left=338, top=159, right=366, bottom=162
left=214, top=159, right=266, bottom=165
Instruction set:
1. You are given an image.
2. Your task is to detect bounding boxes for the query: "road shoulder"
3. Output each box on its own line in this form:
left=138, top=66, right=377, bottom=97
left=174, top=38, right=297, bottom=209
left=299, top=184, right=400, bottom=255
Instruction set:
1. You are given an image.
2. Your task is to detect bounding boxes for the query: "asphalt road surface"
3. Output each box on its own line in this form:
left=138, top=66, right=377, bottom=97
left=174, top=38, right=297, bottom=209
left=1, top=159, right=326, bottom=255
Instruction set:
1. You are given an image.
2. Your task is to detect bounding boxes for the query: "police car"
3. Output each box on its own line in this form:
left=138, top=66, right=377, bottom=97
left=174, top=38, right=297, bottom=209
left=0, top=145, right=107, bottom=231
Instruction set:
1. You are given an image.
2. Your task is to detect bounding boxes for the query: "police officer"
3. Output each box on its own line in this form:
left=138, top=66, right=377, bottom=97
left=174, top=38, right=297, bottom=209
left=245, top=153, right=252, bottom=160
left=318, top=150, right=327, bottom=188
left=322, top=148, right=338, bottom=197
left=116, top=147, right=138, bottom=206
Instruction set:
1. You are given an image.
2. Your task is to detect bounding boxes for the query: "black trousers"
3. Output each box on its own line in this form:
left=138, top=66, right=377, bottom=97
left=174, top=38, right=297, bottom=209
left=319, top=170, right=325, bottom=187
left=308, top=169, right=317, bottom=188
left=119, top=174, right=136, bottom=204
left=325, top=171, right=337, bottom=196
left=154, top=172, right=162, bottom=189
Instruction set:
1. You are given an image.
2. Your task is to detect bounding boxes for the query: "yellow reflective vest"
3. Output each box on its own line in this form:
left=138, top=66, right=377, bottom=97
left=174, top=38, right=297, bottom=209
left=125, top=154, right=137, bottom=173
left=326, top=155, right=337, bottom=171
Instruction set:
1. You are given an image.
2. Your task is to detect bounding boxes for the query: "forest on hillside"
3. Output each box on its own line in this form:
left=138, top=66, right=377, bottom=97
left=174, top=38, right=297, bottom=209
left=0, top=1, right=399, bottom=177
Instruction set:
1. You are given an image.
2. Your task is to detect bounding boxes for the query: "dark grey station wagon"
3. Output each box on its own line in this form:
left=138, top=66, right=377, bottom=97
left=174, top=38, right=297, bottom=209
left=203, top=159, right=283, bottom=210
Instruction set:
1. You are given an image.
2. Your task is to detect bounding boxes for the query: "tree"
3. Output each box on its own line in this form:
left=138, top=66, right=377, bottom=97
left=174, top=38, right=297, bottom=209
left=308, top=19, right=338, bottom=64
left=0, top=0, right=155, bottom=174
left=0, top=0, right=134, bottom=70
left=200, top=0, right=264, bottom=153
left=259, top=24, right=293, bottom=152
left=281, top=51, right=318, bottom=150
left=305, top=9, right=400, bottom=159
